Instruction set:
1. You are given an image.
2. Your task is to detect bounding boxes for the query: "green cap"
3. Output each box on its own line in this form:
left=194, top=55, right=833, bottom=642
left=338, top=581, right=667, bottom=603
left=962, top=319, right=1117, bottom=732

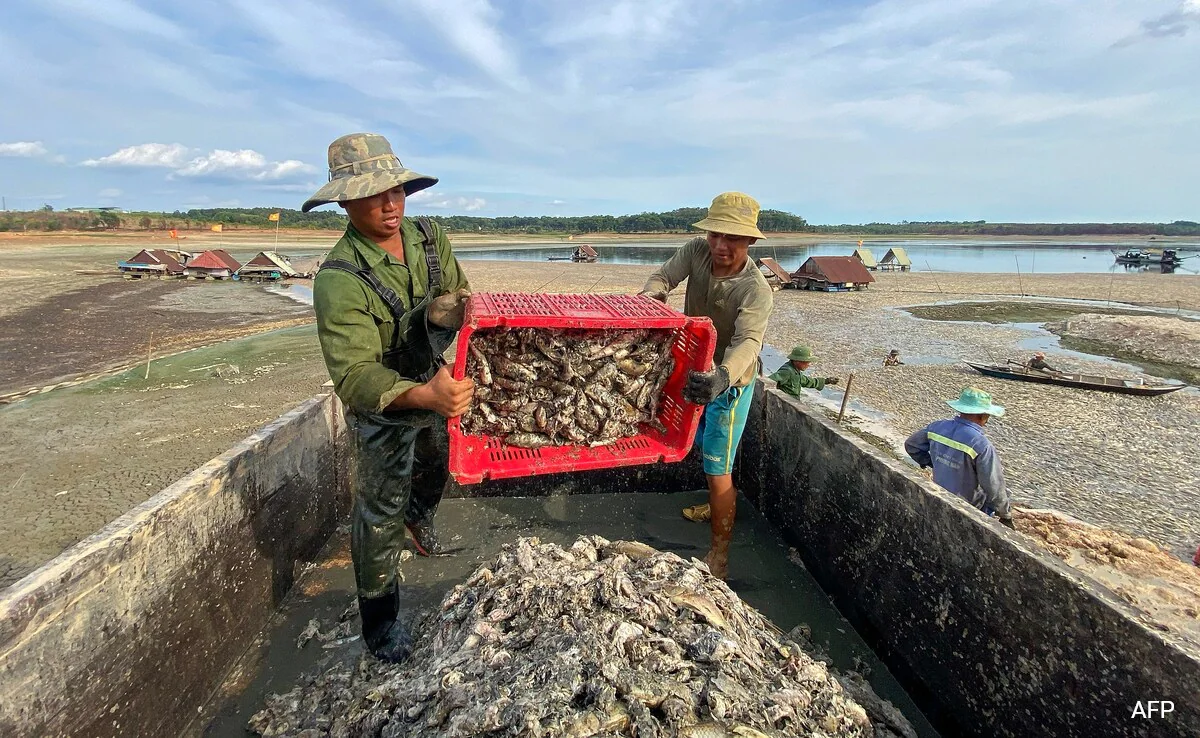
left=301, top=132, right=437, bottom=212
left=788, top=345, right=815, bottom=362
left=947, top=387, right=1005, bottom=417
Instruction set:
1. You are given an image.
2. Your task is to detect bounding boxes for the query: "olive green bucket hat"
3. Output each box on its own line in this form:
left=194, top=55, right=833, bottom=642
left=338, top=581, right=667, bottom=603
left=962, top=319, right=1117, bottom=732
left=947, top=387, right=1006, bottom=417
left=692, top=192, right=766, bottom=240
left=301, top=132, right=437, bottom=212
left=788, top=345, right=816, bottom=362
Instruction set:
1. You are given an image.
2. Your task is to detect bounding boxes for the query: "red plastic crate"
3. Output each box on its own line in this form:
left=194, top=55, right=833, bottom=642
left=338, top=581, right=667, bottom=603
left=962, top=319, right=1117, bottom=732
left=449, top=293, right=716, bottom=484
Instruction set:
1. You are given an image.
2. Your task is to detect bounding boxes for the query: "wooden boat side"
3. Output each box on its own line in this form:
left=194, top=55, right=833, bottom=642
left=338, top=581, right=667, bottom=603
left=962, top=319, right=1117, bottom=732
left=964, top=362, right=1187, bottom=396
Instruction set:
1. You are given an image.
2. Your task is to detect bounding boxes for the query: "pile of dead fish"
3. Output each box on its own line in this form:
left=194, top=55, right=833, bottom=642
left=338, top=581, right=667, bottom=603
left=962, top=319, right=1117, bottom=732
left=250, top=536, right=912, bottom=738
left=460, top=328, right=675, bottom=448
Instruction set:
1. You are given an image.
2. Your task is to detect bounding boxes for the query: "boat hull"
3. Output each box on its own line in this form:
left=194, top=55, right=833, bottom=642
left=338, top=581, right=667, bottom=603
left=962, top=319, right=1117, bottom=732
left=965, top=362, right=1187, bottom=396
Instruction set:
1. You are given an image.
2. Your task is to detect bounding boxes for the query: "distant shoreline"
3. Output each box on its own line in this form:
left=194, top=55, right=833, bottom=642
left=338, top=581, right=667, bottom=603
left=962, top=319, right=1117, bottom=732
left=3, top=228, right=1198, bottom=249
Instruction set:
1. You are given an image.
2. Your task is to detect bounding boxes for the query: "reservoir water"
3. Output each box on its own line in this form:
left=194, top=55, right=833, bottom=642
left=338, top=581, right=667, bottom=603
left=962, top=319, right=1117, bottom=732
left=457, top=238, right=1200, bottom=274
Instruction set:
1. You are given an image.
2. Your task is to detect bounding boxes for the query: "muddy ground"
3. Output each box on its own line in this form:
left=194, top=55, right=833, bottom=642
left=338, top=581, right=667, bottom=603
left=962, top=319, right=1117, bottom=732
left=1, top=242, right=1198, bottom=602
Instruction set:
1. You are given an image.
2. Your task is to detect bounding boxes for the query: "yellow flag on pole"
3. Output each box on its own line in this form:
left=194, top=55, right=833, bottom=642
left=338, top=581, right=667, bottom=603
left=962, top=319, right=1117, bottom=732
left=268, top=212, right=280, bottom=222
left=211, top=224, right=223, bottom=233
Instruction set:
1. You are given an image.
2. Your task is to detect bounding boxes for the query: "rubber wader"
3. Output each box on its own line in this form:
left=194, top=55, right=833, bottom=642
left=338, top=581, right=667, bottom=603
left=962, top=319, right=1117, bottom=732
left=319, top=218, right=456, bottom=661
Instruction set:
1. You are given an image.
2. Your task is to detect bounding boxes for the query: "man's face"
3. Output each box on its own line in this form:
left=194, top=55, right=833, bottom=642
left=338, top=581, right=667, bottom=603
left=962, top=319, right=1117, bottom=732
left=706, top=231, right=756, bottom=270
left=792, top=360, right=811, bottom=371
left=341, top=186, right=406, bottom=243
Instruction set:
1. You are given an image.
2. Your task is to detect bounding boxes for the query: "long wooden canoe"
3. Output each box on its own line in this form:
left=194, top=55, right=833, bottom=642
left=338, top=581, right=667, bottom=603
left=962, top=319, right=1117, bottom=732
left=965, top=362, right=1188, bottom=397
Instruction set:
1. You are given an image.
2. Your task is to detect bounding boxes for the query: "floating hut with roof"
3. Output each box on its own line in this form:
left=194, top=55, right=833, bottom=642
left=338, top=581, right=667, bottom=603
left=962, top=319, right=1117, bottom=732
left=791, top=256, right=875, bottom=291
left=852, top=247, right=878, bottom=270
left=186, top=249, right=241, bottom=280
left=879, top=247, right=912, bottom=272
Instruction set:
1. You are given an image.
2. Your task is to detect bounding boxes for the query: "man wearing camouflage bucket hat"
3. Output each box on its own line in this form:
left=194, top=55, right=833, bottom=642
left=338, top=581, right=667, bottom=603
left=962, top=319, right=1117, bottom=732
left=640, top=192, right=774, bottom=579
left=905, top=387, right=1014, bottom=529
left=308, top=132, right=474, bottom=662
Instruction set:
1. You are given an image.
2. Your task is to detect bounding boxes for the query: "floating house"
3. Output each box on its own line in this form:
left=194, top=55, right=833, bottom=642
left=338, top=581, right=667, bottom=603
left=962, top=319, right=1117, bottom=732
left=117, top=249, right=190, bottom=278
left=186, top=249, right=241, bottom=280
left=571, top=244, right=598, bottom=263
left=791, top=256, right=875, bottom=291
left=879, top=247, right=912, bottom=272
left=288, top=253, right=328, bottom=279
left=236, top=251, right=300, bottom=282
left=756, top=257, right=792, bottom=290
left=852, top=247, right=878, bottom=270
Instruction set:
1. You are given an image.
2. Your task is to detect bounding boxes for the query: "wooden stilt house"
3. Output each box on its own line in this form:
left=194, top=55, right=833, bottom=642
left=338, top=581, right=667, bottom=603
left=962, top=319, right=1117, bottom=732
left=879, top=248, right=912, bottom=272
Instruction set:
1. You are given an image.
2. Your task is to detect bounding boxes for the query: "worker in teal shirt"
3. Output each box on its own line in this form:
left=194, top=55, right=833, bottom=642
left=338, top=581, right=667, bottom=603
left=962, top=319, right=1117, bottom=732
left=905, top=387, right=1013, bottom=528
left=769, top=345, right=839, bottom=395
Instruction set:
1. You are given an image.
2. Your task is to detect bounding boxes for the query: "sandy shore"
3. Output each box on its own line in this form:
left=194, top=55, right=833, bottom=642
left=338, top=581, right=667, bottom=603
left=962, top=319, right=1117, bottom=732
left=1, top=252, right=1197, bottom=596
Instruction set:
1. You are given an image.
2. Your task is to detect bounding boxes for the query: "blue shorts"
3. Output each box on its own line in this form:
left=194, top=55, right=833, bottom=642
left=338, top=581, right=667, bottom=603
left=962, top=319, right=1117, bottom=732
left=694, top=384, right=753, bottom=476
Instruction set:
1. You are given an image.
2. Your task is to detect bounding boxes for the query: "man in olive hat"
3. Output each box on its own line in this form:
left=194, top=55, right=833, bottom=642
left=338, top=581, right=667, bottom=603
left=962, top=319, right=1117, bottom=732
left=883, top=349, right=904, bottom=367
left=768, top=345, right=839, bottom=396
left=904, top=387, right=1013, bottom=528
left=640, top=192, right=774, bottom=579
left=307, top=132, right=474, bottom=662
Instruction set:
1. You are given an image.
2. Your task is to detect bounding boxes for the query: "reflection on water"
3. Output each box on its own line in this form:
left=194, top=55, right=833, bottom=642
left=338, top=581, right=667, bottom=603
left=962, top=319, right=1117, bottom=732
left=458, top=239, right=1199, bottom=274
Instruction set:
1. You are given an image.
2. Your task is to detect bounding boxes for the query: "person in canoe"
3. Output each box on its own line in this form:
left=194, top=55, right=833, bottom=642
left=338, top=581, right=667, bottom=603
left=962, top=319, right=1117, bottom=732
left=1025, top=352, right=1060, bottom=375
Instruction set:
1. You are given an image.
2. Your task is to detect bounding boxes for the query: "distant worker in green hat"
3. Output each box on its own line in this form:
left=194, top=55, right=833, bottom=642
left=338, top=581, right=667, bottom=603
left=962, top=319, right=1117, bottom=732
left=883, top=349, right=904, bottom=367
left=306, top=132, right=473, bottom=662
left=640, top=192, right=774, bottom=580
left=768, top=345, right=839, bottom=396
left=904, top=387, right=1013, bottom=528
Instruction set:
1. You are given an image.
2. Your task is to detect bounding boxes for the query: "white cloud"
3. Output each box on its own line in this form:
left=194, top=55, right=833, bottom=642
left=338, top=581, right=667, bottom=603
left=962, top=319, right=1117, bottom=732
left=83, top=143, right=190, bottom=168
left=0, top=141, right=48, bottom=157
left=409, top=190, right=488, bottom=212
left=410, top=0, right=523, bottom=85
left=82, top=143, right=315, bottom=182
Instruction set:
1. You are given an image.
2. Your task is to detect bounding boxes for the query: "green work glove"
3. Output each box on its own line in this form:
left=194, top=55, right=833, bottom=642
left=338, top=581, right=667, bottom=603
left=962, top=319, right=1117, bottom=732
left=639, top=289, right=668, bottom=303
left=684, top=366, right=730, bottom=405
left=824, top=376, right=840, bottom=385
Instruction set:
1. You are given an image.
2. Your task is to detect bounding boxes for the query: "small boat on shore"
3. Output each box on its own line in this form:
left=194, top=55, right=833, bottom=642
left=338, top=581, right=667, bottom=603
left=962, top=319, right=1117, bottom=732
left=965, top=361, right=1187, bottom=396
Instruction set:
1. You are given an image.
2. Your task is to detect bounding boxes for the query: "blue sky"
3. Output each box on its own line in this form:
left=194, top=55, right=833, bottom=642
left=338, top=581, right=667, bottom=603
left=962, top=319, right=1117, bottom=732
left=0, top=0, right=1198, bottom=222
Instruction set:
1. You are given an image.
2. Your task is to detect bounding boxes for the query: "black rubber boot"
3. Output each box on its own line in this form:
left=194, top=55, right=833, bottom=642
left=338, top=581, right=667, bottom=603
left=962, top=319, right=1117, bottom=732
left=358, top=586, right=414, bottom=663
left=406, top=519, right=443, bottom=556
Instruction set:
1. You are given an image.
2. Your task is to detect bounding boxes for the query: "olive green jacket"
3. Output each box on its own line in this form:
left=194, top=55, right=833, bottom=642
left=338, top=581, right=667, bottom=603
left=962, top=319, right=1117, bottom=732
left=313, top=219, right=469, bottom=413
left=641, top=237, right=773, bottom=388
left=769, top=363, right=825, bottom=395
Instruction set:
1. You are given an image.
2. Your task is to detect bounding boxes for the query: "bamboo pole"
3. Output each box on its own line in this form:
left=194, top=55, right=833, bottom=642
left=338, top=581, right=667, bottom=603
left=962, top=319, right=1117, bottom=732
left=836, top=372, right=855, bottom=423
left=144, top=332, right=153, bottom=379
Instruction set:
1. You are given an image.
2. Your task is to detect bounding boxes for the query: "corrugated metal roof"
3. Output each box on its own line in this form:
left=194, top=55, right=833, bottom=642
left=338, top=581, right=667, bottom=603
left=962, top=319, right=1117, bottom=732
left=188, top=249, right=241, bottom=271
left=881, top=247, right=912, bottom=266
left=853, top=248, right=878, bottom=268
left=239, top=251, right=299, bottom=276
left=574, top=244, right=598, bottom=258
left=757, top=257, right=792, bottom=283
left=794, top=256, right=875, bottom=284
left=125, top=249, right=185, bottom=274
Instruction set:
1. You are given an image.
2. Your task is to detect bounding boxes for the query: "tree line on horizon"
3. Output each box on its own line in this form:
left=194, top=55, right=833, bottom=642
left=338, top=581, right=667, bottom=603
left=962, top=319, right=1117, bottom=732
left=2, top=204, right=1198, bottom=237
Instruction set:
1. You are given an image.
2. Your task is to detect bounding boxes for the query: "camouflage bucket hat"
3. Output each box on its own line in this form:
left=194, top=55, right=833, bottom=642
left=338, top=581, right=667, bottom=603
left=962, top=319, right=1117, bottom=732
left=301, top=133, right=437, bottom=212
left=692, top=192, right=766, bottom=240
